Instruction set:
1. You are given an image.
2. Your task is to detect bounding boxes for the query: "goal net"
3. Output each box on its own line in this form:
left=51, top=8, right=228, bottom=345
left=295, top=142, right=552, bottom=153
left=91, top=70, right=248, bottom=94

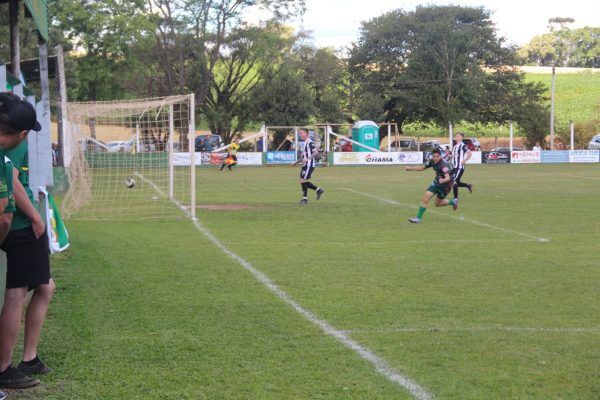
left=61, top=95, right=196, bottom=220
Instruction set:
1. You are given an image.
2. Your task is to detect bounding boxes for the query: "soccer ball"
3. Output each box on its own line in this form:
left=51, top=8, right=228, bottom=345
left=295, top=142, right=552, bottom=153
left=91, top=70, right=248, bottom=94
left=125, top=178, right=136, bottom=188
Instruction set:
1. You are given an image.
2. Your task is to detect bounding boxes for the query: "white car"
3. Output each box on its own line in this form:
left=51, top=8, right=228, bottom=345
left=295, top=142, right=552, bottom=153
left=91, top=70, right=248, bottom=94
left=107, top=139, right=134, bottom=153
left=588, top=134, right=600, bottom=150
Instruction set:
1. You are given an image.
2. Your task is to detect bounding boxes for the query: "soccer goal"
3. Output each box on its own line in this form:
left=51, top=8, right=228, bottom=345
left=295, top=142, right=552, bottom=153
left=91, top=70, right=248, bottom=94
left=61, top=94, right=196, bottom=220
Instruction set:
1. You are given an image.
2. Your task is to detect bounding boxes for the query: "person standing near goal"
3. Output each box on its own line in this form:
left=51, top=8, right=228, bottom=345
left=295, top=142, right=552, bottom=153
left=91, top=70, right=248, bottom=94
left=406, top=149, right=458, bottom=223
left=296, top=130, right=324, bottom=205
left=451, top=133, right=473, bottom=200
left=219, top=138, right=240, bottom=171
left=0, top=92, right=44, bottom=390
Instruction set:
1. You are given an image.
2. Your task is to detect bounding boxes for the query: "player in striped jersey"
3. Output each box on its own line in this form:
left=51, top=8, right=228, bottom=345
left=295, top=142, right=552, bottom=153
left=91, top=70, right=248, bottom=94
left=296, top=130, right=324, bottom=205
left=451, top=133, right=473, bottom=200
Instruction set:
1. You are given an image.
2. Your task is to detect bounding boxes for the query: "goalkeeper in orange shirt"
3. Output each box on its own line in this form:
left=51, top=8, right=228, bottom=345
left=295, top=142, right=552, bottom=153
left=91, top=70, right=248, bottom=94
left=220, top=138, right=240, bottom=171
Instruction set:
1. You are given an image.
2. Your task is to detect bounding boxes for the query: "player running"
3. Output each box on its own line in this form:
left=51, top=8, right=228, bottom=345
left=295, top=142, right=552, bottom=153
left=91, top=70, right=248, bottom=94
left=219, top=138, right=240, bottom=171
left=406, top=149, right=458, bottom=223
left=451, top=133, right=473, bottom=199
left=295, top=130, right=324, bottom=205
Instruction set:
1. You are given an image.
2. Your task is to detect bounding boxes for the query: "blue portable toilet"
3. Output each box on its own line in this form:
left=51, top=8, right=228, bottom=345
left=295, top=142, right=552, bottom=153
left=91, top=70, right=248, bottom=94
left=352, top=121, right=379, bottom=152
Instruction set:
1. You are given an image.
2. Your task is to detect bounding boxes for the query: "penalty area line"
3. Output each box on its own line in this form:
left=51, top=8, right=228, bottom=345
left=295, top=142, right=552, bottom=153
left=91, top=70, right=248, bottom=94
left=136, top=173, right=434, bottom=400
left=342, top=188, right=549, bottom=243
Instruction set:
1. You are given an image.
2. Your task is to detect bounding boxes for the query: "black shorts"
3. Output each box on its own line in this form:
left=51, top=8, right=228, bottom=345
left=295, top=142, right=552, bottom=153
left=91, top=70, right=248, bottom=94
left=1, top=226, right=51, bottom=290
left=452, top=168, right=465, bottom=183
left=300, top=166, right=315, bottom=180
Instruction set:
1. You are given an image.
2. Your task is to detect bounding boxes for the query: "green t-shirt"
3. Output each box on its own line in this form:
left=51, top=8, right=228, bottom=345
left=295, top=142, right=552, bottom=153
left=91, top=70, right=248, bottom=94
left=5, top=142, right=35, bottom=230
left=0, top=149, right=16, bottom=215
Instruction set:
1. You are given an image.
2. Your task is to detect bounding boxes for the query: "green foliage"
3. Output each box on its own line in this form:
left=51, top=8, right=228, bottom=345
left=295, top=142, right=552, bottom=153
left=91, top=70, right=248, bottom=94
left=350, top=5, right=545, bottom=133
left=519, top=27, right=600, bottom=68
left=249, top=65, right=314, bottom=126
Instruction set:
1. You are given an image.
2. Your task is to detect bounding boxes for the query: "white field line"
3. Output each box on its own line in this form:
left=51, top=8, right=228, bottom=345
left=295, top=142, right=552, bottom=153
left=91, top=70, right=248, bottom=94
left=136, top=172, right=434, bottom=400
left=343, top=326, right=600, bottom=335
left=342, top=188, right=549, bottom=243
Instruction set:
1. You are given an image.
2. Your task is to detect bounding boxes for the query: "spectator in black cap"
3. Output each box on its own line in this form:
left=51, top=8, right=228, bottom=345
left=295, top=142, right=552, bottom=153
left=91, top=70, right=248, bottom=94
left=0, top=92, right=45, bottom=390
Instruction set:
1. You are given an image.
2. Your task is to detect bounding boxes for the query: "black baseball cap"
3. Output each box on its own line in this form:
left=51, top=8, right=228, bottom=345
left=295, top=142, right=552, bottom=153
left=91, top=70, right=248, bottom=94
left=0, top=92, right=42, bottom=132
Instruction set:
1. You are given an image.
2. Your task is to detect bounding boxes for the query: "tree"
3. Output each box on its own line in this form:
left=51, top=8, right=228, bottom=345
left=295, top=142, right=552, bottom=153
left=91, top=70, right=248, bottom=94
left=50, top=0, right=156, bottom=100
left=519, top=27, right=600, bottom=68
left=351, top=5, right=547, bottom=132
left=202, top=23, right=295, bottom=143
left=298, top=47, right=349, bottom=122
left=249, top=65, right=314, bottom=146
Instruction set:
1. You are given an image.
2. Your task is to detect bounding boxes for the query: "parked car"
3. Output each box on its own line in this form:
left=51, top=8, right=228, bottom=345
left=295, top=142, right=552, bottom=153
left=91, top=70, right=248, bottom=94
left=386, top=139, right=418, bottom=151
left=419, top=140, right=441, bottom=152
left=491, top=147, right=525, bottom=152
left=588, top=134, right=600, bottom=150
left=195, top=134, right=223, bottom=152
left=80, top=138, right=110, bottom=153
left=107, top=139, right=134, bottom=153
left=486, top=151, right=509, bottom=160
left=462, top=138, right=480, bottom=151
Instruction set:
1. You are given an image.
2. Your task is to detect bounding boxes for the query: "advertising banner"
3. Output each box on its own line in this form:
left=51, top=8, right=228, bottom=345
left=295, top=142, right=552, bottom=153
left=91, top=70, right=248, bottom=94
left=266, top=151, right=296, bottom=165
left=511, top=151, right=541, bottom=164
left=466, top=151, right=482, bottom=165
left=569, top=150, right=600, bottom=163
left=235, top=152, right=263, bottom=166
left=334, top=152, right=423, bottom=165
left=172, top=152, right=263, bottom=166
left=540, top=150, right=569, bottom=163
left=172, top=152, right=202, bottom=166
left=482, top=151, right=511, bottom=164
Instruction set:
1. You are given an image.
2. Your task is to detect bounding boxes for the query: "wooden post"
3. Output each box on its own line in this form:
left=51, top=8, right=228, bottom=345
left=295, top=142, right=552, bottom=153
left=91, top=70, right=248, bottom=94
left=9, top=0, right=20, bottom=77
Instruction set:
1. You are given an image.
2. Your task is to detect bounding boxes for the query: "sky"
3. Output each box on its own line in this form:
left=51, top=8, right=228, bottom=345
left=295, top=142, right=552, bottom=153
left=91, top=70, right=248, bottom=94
left=246, top=0, right=600, bottom=50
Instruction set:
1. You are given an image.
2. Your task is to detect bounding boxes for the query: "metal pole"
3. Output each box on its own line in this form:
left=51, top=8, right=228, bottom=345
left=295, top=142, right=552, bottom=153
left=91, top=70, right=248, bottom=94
left=294, top=127, right=299, bottom=163
left=387, top=124, right=391, bottom=152
left=263, top=125, right=268, bottom=153
left=449, top=123, right=453, bottom=150
left=510, top=124, right=514, bottom=152
left=56, top=45, right=68, bottom=166
left=135, top=123, right=141, bottom=153
left=9, top=0, right=20, bottom=77
left=37, top=42, right=52, bottom=192
left=326, top=125, right=331, bottom=153
left=570, top=123, right=575, bottom=150
left=550, top=65, right=556, bottom=150
left=189, top=94, right=196, bottom=219
left=169, top=104, right=174, bottom=199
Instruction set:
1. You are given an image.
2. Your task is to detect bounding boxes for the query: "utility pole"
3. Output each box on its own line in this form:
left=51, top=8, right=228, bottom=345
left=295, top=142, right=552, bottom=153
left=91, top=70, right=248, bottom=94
left=550, top=65, right=556, bottom=150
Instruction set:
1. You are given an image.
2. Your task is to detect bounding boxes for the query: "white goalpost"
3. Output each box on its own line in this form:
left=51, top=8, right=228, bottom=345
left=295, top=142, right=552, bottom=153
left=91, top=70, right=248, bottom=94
left=61, top=94, right=196, bottom=220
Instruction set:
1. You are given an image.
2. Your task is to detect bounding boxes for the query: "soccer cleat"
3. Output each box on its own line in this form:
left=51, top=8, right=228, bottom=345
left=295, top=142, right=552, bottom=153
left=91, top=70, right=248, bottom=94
left=0, top=365, right=40, bottom=389
left=0, top=390, right=6, bottom=400
left=316, top=188, right=324, bottom=201
left=467, top=184, right=473, bottom=194
left=452, top=198, right=459, bottom=211
left=17, top=356, right=53, bottom=375
left=408, top=217, right=421, bottom=224
left=300, top=198, right=308, bottom=205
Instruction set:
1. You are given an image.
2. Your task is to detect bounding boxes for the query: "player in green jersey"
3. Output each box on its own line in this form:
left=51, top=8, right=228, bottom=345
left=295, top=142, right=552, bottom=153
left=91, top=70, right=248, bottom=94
left=405, top=149, right=458, bottom=224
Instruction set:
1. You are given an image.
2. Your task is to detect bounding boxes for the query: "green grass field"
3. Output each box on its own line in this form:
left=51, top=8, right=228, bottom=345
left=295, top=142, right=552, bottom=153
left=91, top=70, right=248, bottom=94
left=7, top=164, right=600, bottom=399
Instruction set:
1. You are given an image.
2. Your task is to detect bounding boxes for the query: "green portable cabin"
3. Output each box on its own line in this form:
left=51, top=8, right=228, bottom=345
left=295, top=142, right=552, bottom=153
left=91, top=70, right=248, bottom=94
left=352, top=121, right=379, bottom=152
